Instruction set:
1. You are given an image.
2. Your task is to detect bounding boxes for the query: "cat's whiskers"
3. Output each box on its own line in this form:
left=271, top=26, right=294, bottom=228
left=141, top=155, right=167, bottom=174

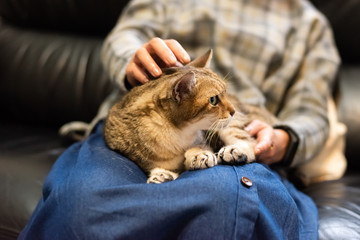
left=204, top=121, right=218, bottom=145
left=205, top=117, right=230, bottom=145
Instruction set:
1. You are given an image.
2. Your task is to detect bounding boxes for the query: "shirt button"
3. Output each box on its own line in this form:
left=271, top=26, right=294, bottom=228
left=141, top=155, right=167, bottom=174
left=241, top=176, right=253, bottom=188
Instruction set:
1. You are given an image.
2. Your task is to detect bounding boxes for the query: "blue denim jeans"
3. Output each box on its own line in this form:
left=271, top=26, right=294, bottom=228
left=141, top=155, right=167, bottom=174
left=19, top=123, right=318, bottom=239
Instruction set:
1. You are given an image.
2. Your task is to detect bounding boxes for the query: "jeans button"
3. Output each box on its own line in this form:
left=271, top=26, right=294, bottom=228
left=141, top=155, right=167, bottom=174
left=241, top=176, right=253, bottom=188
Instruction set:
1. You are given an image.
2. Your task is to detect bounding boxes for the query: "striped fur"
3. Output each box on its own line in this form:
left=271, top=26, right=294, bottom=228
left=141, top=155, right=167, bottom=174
left=104, top=51, right=276, bottom=183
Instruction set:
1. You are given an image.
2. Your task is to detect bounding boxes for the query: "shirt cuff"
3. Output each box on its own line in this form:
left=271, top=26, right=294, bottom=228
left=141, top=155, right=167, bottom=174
left=273, top=125, right=300, bottom=167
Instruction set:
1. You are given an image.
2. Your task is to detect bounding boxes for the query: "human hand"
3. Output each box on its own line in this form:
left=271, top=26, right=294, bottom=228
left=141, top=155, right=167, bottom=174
left=245, top=120, right=290, bottom=165
left=126, top=38, right=191, bottom=87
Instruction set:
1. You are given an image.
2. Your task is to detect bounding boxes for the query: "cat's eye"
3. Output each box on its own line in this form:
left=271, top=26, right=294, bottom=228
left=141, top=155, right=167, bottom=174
left=209, top=96, right=219, bottom=105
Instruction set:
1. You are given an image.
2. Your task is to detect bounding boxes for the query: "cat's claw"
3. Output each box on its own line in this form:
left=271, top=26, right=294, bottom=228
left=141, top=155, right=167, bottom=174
left=185, top=150, right=217, bottom=170
left=218, top=143, right=255, bottom=164
left=147, top=168, right=179, bottom=184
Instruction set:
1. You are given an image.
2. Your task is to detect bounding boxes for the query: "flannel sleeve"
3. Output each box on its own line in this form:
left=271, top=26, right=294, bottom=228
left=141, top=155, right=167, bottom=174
left=275, top=15, right=340, bottom=167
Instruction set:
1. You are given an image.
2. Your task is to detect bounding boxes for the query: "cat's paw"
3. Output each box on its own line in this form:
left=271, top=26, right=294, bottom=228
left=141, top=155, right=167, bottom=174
left=147, top=168, right=179, bottom=184
left=218, top=142, right=255, bottom=164
left=185, top=148, right=217, bottom=170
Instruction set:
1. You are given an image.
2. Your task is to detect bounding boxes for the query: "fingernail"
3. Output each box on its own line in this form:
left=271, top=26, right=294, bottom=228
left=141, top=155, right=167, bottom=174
left=183, top=53, right=191, bottom=63
left=152, top=66, right=161, bottom=76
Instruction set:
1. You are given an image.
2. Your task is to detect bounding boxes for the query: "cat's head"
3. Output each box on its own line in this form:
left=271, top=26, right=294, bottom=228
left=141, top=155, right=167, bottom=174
left=160, top=49, right=236, bottom=130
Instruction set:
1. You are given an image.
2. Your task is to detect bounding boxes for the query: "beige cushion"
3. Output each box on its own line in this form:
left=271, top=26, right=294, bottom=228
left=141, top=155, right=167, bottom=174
left=294, top=98, right=347, bottom=186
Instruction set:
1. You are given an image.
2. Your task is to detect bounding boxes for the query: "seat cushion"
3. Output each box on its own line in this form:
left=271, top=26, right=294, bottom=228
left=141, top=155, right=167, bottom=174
left=0, top=121, right=68, bottom=239
left=303, top=172, right=360, bottom=239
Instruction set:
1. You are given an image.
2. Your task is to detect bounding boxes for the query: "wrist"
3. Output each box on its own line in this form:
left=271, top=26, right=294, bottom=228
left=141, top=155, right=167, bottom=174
left=273, top=125, right=299, bottom=167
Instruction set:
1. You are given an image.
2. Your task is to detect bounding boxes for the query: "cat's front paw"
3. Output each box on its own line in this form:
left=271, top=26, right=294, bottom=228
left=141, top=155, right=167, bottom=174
left=147, top=168, right=179, bottom=184
left=218, top=142, right=255, bottom=164
left=185, top=148, right=217, bottom=170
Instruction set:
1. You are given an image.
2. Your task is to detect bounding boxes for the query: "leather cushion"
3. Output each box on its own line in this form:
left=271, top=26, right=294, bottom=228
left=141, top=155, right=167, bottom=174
left=0, top=122, right=69, bottom=239
left=303, top=172, right=360, bottom=239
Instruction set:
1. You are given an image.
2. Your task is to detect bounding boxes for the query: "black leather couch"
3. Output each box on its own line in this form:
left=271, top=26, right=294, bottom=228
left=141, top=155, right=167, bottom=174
left=0, top=0, right=359, bottom=239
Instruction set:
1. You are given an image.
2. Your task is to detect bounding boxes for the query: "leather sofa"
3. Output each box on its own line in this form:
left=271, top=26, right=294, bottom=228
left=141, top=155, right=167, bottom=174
left=0, top=0, right=359, bottom=239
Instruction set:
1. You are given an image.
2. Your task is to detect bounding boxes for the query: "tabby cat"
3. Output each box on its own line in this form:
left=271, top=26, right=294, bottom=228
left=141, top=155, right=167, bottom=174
left=104, top=49, right=276, bottom=183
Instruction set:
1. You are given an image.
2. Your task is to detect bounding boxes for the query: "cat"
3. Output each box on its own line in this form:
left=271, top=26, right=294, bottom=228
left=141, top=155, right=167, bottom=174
left=104, top=49, right=276, bottom=183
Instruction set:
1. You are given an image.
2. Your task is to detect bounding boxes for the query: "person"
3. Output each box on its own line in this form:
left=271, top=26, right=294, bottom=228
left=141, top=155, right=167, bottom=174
left=19, top=0, right=340, bottom=239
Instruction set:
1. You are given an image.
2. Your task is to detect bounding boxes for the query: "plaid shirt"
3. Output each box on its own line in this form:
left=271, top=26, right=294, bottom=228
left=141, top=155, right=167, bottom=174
left=101, top=0, right=340, bottom=167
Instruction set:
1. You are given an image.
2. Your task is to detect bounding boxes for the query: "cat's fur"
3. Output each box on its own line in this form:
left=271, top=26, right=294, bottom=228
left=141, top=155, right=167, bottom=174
left=104, top=49, right=276, bottom=183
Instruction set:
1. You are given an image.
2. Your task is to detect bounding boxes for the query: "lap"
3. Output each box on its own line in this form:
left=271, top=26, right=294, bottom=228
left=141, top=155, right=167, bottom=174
left=19, top=123, right=318, bottom=240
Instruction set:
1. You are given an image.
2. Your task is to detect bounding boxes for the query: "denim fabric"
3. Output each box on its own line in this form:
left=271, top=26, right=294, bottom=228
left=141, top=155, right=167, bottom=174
left=19, top=123, right=318, bottom=240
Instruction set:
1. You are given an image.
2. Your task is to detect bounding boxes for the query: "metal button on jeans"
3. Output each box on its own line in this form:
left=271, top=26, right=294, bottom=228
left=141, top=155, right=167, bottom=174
left=241, top=176, right=253, bottom=188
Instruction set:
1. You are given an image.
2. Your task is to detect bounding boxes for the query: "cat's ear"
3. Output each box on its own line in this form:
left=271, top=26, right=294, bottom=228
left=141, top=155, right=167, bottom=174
left=188, top=49, right=213, bottom=68
left=172, top=72, right=196, bottom=103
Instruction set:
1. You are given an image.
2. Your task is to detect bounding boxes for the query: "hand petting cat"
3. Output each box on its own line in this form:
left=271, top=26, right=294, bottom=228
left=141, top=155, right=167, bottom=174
left=125, top=37, right=191, bottom=87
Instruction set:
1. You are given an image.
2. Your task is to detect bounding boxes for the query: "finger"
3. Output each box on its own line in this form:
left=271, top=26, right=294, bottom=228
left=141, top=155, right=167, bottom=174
left=134, top=47, right=162, bottom=78
left=126, top=61, right=149, bottom=85
left=256, top=147, right=274, bottom=165
left=245, top=120, right=269, bottom=136
left=147, top=38, right=177, bottom=66
left=164, top=39, right=191, bottom=65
